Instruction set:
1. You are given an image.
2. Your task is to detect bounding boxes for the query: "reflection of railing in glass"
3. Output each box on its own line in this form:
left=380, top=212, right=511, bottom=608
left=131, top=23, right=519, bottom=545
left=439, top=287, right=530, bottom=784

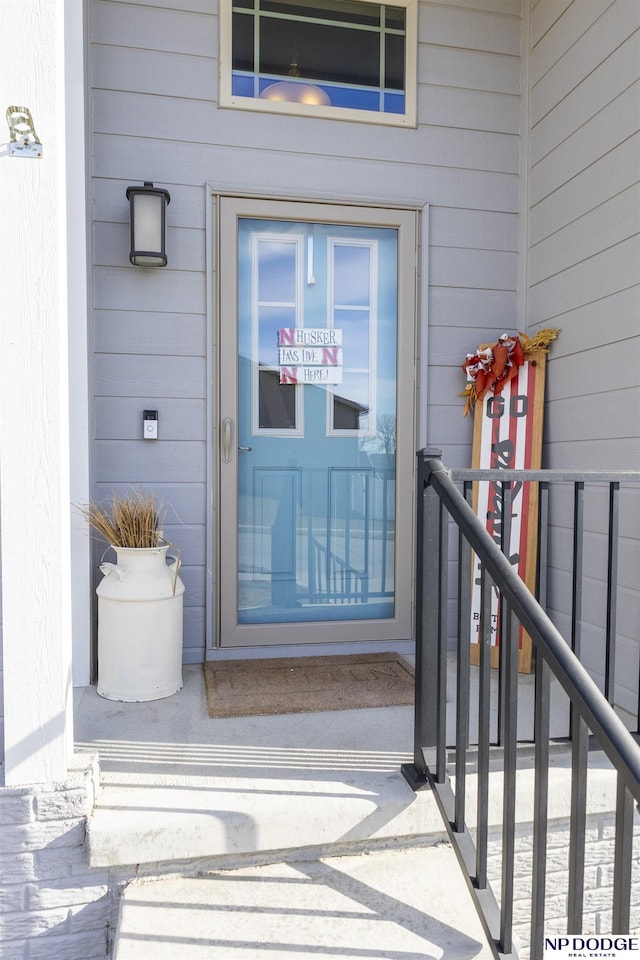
left=309, top=538, right=367, bottom=604
left=306, top=468, right=395, bottom=605
left=238, top=467, right=395, bottom=622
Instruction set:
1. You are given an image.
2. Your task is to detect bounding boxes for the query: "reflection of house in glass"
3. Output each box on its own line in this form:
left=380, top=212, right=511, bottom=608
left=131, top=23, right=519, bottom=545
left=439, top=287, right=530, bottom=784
left=259, top=366, right=296, bottom=430
left=258, top=365, right=369, bottom=433
left=333, top=392, right=368, bottom=431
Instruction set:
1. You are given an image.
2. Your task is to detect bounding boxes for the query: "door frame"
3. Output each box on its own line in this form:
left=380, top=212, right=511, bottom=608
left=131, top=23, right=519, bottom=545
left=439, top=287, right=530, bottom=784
left=207, top=192, right=424, bottom=655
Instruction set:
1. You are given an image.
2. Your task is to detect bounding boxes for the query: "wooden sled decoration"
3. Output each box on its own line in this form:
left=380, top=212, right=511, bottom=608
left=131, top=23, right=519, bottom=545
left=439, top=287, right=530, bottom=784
left=461, top=330, right=560, bottom=674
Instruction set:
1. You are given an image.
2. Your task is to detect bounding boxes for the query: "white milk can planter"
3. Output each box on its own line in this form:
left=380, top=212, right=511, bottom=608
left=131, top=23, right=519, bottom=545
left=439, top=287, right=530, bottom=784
left=97, top=543, right=185, bottom=701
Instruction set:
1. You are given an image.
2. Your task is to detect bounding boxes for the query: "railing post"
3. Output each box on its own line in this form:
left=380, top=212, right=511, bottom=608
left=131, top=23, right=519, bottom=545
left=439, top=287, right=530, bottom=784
left=403, top=448, right=442, bottom=789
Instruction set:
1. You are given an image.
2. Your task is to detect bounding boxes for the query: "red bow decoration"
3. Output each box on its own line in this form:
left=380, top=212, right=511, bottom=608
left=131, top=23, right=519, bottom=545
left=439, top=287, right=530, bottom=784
left=461, top=329, right=559, bottom=416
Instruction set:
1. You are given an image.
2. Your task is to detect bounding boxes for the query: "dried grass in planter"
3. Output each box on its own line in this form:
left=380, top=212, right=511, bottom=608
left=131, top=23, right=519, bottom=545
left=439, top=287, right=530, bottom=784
left=79, top=491, right=164, bottom=548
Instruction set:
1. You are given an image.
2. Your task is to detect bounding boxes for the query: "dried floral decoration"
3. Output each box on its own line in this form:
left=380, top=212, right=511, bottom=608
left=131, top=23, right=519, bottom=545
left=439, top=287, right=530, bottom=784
left=79, top=490, right=164, bottom=548
left=461, top=328, right=560, bottom=416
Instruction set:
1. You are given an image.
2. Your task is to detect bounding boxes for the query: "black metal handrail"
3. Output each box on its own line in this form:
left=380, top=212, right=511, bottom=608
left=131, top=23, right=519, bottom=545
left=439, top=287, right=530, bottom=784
left=402, top=450, right=640, bottom=960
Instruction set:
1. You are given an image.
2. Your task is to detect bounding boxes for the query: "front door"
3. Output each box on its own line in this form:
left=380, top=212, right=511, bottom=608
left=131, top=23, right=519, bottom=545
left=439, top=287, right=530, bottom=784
left=218, top=197, right=417, bottom=647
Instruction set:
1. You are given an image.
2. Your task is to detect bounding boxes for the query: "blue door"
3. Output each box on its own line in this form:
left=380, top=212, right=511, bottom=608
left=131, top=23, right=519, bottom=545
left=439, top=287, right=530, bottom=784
left=219, top=198, right=416, bottom=648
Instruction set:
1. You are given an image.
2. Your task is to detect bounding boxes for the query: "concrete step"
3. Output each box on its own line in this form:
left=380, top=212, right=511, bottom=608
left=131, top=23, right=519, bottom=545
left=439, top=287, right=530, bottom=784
left=113, top=845, right=495, bottom=960
left=82, top=692, right=447, bottom=869
left=87, top=765, right=446, bottom=868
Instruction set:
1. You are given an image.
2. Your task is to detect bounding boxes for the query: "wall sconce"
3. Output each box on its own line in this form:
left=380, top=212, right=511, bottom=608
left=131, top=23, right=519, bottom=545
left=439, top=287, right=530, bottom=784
left=125, top=181, right=171, bottom=266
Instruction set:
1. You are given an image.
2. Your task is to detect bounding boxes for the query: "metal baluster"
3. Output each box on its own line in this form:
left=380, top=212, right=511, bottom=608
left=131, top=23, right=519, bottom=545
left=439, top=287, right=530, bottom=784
left=531, top=653, right=551, bottom=957
left=605, top=482, right=619, bottom=707
left=612, top=774, right=634, bottom=933
left=437, top=500, right=449, bottom=781
left=498, top=482, right=513, bottom=747
left=476, top=565, right=492, bottom=890
left=567, top=482, right=587, bottom=933
left=536, top=481, right=549, bottom=616
left=569, top=482, right=584, bottom=744
left=531, top=481, right=550, bottom=958
left=454, top=482, right=473, bottom=833
left=500, top=606, right=518, bottom=954
left=568, top=714, right=588, bottom=932
left=571, top=483, right=585, bottom=658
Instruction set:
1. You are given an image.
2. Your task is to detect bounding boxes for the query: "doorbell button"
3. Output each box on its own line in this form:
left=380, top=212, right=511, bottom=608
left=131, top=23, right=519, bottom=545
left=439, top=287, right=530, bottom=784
left=143, top=410, right=158, bottom=440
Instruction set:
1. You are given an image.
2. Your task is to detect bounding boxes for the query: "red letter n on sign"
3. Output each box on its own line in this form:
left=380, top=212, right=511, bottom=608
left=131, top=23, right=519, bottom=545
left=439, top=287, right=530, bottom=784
left=280, top=367, right=298, bottom=384
left=278, top=328, right=296, bottom=346
left=321, top=347, right=340, bottom=365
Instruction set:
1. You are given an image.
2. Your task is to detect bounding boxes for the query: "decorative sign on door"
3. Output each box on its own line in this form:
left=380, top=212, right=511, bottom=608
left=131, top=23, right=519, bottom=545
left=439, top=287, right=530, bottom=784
left=278, top=328, right=343, bottom=384
left=461, top=329, right=560, bottom=673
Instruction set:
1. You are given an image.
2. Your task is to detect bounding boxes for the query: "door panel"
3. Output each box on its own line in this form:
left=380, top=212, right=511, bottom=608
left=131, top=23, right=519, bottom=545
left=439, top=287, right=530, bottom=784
left=218, top=198, right=416, bottom=647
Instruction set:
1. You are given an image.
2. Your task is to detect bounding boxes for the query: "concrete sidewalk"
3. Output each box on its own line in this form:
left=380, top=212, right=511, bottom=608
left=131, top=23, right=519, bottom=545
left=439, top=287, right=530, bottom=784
left=113, top=846, right=494, bottom=959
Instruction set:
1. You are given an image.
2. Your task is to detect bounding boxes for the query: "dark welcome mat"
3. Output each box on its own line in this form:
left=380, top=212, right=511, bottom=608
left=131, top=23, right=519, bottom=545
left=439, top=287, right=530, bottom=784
left=203, top=652, right=414, bottom=718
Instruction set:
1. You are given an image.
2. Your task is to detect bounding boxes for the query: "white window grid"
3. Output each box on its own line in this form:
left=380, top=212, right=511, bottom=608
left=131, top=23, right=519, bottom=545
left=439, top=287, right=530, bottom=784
left=326, top=237, right=378, bottom=438
left=250, top=231, right=305, bottom=437
left=220, top=0, right=418, bottom=127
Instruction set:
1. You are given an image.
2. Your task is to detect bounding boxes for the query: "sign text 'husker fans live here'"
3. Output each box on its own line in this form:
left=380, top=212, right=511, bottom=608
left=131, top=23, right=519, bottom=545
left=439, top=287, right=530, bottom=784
left=278, top=328, right=343, bottom=384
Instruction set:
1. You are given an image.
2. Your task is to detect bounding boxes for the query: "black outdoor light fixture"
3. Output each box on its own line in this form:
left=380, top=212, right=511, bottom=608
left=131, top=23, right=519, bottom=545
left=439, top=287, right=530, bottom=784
left=126, top=181, right=171, bottom=266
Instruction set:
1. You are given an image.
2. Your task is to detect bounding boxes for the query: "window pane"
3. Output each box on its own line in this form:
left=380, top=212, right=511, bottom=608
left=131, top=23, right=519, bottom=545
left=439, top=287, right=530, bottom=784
left=385, top=33, right=404, bottom=89
left=258, top=306, right=295, bottom=366
left=257, top=240, right=297, bottom=302
left=262, top=0, right=381, bottom=27
left=383, top=90, right=405, bottom=114
left=385, top=5, right=405, bottom=30
left=260, top=19, right=380, bottom=87
left=334, top=245, right=370, bottom=306
left=228, top=0, right=411, bottom=120
left=235, top=216, right=401, bottom=625
left=336, top=309, right=369, bottom=370
left=232, top=11, right=253, bottom=71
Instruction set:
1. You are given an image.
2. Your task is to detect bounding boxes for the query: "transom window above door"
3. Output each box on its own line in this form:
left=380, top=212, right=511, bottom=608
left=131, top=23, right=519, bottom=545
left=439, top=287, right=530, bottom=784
left=219, top=0, right=417, bottom=127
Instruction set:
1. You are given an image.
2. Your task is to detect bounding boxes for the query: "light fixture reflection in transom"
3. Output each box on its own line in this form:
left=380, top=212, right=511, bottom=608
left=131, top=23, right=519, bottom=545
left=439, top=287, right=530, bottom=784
left=260, top=62, right=331, bottom=106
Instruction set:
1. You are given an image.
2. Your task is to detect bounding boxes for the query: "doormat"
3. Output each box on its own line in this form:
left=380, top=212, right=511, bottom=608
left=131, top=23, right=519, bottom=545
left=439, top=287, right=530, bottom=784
left=203, top=652, right=415, bottom=718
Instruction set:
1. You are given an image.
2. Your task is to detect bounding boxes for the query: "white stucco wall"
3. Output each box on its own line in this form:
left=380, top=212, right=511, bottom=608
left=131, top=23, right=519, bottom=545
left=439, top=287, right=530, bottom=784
left=0, top=0, right=77, bottom=784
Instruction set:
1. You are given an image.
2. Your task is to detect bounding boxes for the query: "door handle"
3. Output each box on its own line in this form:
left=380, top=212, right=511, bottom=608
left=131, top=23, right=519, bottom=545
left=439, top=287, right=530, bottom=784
left=222, top=417, right=232, bottom=463
left=239, top=445, right=252, bottom=452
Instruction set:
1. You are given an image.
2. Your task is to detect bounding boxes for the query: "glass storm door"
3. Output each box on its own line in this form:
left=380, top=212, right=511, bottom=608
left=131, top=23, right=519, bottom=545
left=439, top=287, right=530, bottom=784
left=219, top=198, right=416, bottom=647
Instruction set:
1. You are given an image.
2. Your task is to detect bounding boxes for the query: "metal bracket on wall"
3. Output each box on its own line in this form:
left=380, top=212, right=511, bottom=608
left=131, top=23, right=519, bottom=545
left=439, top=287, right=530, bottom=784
left=6, top=106, right=43, bottom=158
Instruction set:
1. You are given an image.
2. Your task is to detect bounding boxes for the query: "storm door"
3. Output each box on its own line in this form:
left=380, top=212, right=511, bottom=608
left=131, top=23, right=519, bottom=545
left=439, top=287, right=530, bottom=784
left=218, top=197, right=416, bottom=647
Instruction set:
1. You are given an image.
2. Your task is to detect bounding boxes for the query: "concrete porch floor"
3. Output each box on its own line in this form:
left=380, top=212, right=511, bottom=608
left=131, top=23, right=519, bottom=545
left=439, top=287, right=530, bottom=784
left=73, top=662, right=445, bottom=869
left=73, top=651, right=579, bottom=871
left=73, top=662, right=497, bottom=958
